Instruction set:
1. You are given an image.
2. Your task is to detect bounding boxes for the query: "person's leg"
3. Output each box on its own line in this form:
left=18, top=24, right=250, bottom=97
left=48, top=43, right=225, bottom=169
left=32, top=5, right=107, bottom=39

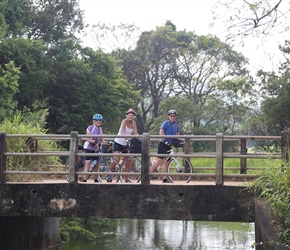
left=93, top=161, right=101, bottom=182
left=82, top=160, right=90, bottom=181
left=107, top=143, right=123, bottom=182
left=150, top=142, right=167, bottom=173
left=109, top=153, right=120, bottom=171
left=123, top=156, right=131, bottom=182
left=162, top=159, right=171, bottom=180
left=82, top=150, right=93, bottom=181
left=150, top=158, right=163, bottom=173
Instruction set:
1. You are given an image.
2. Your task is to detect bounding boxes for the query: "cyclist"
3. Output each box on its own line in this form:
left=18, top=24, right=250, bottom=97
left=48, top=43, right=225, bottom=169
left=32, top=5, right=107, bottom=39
left=106, top=109, right=139, bottom=182
left=81, top=114, right=107, bottom=183
left=150, top=109, right=180, bottom=183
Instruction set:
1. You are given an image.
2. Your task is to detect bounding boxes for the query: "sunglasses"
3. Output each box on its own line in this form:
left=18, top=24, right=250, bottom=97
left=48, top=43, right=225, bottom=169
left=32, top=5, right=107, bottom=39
left=94, top=119, right=102, bottom=122
left=169, top=115, right=176, bottom=118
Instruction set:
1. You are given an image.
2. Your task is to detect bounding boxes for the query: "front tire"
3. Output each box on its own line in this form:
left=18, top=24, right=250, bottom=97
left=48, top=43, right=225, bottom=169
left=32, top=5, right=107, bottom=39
left=168, top=157, right=193, bottom=183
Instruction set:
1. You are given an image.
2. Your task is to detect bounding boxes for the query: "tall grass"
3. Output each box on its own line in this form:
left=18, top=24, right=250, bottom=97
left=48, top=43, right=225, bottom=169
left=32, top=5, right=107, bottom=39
left=0, top=112, right=64, bottom=181
left=191, top=157, right=279, bottom=174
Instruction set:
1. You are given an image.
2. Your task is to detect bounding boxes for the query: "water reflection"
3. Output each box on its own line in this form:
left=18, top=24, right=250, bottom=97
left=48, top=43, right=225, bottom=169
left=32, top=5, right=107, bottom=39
left=62, top=219, right=255, bottom=250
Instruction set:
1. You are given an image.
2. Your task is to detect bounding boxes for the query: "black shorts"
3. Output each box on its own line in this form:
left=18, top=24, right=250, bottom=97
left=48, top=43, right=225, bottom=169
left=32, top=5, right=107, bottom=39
left=113, top=142, right=128, bottom=153
left=84, top=149, right=99, bottom=161
left=157, top=141, right=171, bottom=160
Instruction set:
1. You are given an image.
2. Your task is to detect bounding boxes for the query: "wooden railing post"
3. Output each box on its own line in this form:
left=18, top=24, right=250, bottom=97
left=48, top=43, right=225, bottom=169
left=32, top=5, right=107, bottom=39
left=0, top=133, right=7, bottom=184
left=281, top=131, right=290, bottom=167
left=240, top=138, right=247, bottom=174
left=68, top=131, right=79, bottom=183
left=184, top=138, right=191, bottom=173
left=141, top=133, right=150, bottom=185
left=216, top=133, right=224, bottom=185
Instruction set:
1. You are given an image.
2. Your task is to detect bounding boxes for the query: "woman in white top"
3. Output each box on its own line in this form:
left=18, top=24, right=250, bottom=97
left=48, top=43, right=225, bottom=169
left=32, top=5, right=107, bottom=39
left=106, top=109, right=139, bottom=182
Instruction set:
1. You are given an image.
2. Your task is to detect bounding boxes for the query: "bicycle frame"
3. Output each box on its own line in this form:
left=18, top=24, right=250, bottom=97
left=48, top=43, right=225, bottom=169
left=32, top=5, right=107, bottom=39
left=151, top=147, right=193, bottom=183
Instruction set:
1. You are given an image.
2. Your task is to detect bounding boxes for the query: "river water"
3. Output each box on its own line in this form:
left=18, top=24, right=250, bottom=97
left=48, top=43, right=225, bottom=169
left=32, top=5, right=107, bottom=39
left=62, top=219, right=255, bottom=250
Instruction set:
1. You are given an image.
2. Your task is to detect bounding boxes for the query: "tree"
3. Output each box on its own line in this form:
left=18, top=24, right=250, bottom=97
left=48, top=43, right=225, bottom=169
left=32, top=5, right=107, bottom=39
left=174, top=35, right=249, bottom=129
left=115, top=23, right=250, bottom=134
left=117, top=24, right=184, bottom=133
left=89, top=21, right=140, bottom=52
left=213, top=0, right=290, bottom=41
left=45, top=41, right=138, bottom=134
left=253, top=40, right=290, bottom=134
left=213, top=77, right=255, bottom=134
left=0, top=0, right=84, bottom=45
left=0, top=38, right=51, bottom=109
left=0, top=61, right=20, bottom=121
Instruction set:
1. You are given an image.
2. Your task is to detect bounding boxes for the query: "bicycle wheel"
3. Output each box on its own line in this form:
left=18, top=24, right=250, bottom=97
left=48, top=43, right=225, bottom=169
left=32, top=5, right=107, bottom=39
left=64, top=156, right=85, bottom=182
left=119, top=157, right=141, bottom=183
left=167, top=157, right=193, bottom=183
left=99, top=157, right=120, bottom=182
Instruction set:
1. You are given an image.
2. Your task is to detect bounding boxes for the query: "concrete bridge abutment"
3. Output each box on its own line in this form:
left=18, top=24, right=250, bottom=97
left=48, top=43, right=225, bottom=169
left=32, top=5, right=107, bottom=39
left=0, top=217, right=61, bottom=250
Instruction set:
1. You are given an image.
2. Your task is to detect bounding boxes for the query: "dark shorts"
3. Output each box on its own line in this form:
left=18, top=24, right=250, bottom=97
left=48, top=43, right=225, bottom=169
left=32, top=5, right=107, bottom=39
left=84, top=149, right=99, bottom=161
left=157, top=141, right=171, bottom=161
left=113, top=142, right=128, bottom=153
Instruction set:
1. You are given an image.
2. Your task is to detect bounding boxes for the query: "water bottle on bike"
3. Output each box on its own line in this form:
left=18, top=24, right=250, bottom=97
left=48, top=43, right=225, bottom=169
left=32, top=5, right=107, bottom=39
left=89, top=159, right=98, bottom=171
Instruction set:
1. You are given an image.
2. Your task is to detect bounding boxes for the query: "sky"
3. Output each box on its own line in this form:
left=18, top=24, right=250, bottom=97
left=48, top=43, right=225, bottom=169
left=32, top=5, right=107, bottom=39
left=78, top=0, right=289, bottom=73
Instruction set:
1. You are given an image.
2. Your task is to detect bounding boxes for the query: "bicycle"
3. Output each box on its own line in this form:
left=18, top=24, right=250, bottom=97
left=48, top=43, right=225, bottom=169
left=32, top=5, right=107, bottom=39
left=64, top=142, right=119, bottom=182
left=146, top=143, right=193, bottom=183
left=116, top=138, right=142, bottom=183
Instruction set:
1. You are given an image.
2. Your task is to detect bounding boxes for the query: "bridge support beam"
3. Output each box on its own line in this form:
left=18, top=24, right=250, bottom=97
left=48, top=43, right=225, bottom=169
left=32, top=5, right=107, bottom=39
left=0, top=217, right=61, bottom=250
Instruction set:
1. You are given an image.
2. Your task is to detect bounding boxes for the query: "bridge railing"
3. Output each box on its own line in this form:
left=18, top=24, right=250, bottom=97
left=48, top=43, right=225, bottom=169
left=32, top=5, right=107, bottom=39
left=0, top=131, right=288, bottom=185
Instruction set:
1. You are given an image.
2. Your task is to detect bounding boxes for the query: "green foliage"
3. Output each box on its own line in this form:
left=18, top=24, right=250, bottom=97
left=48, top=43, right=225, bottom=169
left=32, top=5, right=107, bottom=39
left=247, top=162, right=290, bottom=245
left=60, top=217, right=118, bottom=242
left=1, top=0, right=84, bottom=45
left=45, top=44, right=138, bottom=134
left=0, top=111, right=64, bottom=181
left=0, top=61, right=20, bottom=122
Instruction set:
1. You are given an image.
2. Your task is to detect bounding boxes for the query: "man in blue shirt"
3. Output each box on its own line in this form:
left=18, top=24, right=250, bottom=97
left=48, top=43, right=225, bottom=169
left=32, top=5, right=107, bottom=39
left=150, top=109, right=180, bottom=183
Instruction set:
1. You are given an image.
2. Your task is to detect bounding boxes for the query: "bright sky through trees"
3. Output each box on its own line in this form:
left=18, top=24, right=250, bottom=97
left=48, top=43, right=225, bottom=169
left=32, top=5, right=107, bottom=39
left=79, top=0, right=288, bottom=73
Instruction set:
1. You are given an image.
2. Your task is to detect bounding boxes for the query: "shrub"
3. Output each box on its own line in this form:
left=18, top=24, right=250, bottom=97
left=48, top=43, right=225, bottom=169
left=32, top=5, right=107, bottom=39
left=247, top=161, right=290, bottom=245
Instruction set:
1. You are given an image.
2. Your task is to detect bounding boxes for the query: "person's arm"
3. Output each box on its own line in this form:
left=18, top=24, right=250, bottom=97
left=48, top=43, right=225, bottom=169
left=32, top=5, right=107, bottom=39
left=160, top=128, right=165, bottom=142
left=120, top=119, right=127, bottom=135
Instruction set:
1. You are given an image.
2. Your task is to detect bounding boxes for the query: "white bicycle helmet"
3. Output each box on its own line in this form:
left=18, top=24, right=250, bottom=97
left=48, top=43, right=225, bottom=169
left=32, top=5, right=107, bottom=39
left=168, top=109, right=178, bottom=115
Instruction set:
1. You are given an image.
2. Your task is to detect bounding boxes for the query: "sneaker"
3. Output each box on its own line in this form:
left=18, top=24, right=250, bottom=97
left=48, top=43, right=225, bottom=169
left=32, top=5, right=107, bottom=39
left=151, top=176, right=158, bottom=180
left=125, top=179, right=132, bottom=183
left=80, top=179, right=87, bottom=183
left=162, top=179, right=169, bottom=183
left=94, top=179, right=100, bottom=183
left=106, top=175, right=112, bottom=182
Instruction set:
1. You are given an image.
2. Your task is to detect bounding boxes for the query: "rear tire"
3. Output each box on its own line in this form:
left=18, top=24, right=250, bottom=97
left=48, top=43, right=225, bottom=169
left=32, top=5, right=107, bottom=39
left=119, top=157, right=141, bottom=183
left=167, top=157, right=193, bottom=183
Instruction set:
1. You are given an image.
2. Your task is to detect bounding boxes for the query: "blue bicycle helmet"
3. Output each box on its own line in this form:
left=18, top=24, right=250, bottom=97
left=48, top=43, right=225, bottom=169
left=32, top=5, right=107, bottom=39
left=93, top=114, right=103, bottom=120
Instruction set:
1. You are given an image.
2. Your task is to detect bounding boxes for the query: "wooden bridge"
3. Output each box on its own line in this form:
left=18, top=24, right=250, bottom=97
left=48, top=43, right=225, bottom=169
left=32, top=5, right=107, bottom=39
left=0, top=132, right=286, bottom=186
left=0, top=132, right=288, bottom=249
